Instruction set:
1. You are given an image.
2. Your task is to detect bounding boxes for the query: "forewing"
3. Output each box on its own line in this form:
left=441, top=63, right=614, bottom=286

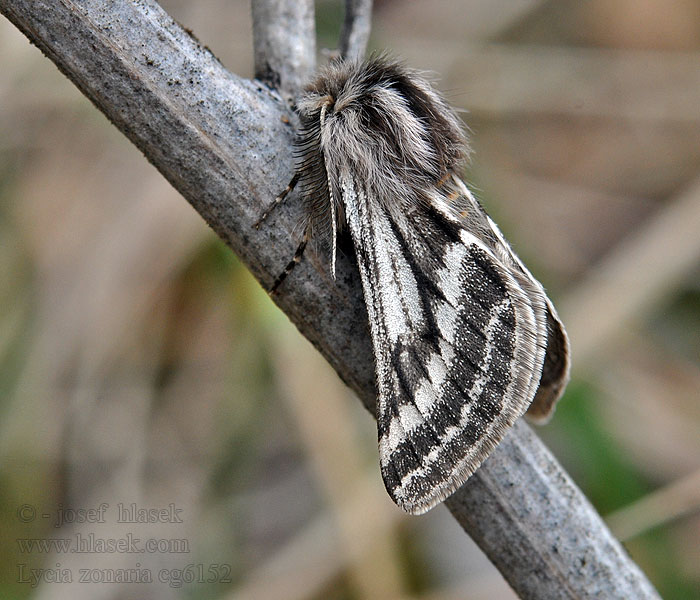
left=449, top=177, right=570, bottom=422
left=341, top=173, right=548, bottom=514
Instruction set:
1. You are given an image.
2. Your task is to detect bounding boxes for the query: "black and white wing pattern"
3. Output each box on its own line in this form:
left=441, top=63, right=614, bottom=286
left=341, top=173, right=558, bottom=514
left=287, top=55, right=570, bottom=514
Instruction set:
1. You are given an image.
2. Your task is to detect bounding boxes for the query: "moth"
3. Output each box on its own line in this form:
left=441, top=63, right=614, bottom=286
left=260, top=56, right=570, bottom=514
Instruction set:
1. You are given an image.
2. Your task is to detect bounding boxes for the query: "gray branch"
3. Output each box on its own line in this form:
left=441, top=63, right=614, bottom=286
left=0, top=1, right=659, bottom=598
left=339, top=0, right=373, bottom=61
left=252, top=0, right=315, bottom=99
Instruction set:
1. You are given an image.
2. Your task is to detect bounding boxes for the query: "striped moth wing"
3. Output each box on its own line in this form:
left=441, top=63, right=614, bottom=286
left=340, top=172, right=567, bottom=514
left=293, top=56, right=570, bottom=514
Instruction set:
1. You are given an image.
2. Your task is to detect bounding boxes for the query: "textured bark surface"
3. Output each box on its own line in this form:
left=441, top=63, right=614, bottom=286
left=251, top=0, right=315, bottom=100
left=0, top=1, right=660, bottom=598
left=339, top=0, right=374, bottom=61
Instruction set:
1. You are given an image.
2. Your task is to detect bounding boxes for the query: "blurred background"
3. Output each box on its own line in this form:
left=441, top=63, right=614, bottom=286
left=1, top=0, right=699, bottom=598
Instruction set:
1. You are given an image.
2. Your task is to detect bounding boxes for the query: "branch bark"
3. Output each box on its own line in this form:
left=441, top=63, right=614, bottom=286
left=339, top=0, right=373, bottom=61
left=0, top=1, right=659, bottom=598
left=251, top=0, right=315, bottom=99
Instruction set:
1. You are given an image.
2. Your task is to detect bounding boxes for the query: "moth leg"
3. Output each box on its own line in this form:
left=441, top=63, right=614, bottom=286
left=269, top=225, right=310, bottom=294
left=254, top=172, right=300, bottom=229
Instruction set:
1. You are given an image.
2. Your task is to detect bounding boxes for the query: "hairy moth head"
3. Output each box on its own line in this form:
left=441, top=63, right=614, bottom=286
left=294, top=56, right=470, bottom=245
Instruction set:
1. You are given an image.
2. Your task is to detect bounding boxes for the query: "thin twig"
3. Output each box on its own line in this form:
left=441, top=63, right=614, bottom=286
left=251, top=0, right=315, bottom=100
left=0, top=1, right=660, bottom=598
left=339, top=0, right=373, bottom=61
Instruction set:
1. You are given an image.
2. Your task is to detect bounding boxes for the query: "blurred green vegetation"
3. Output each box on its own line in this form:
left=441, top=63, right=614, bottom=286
left=552, top=381, right=652, bottom=514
